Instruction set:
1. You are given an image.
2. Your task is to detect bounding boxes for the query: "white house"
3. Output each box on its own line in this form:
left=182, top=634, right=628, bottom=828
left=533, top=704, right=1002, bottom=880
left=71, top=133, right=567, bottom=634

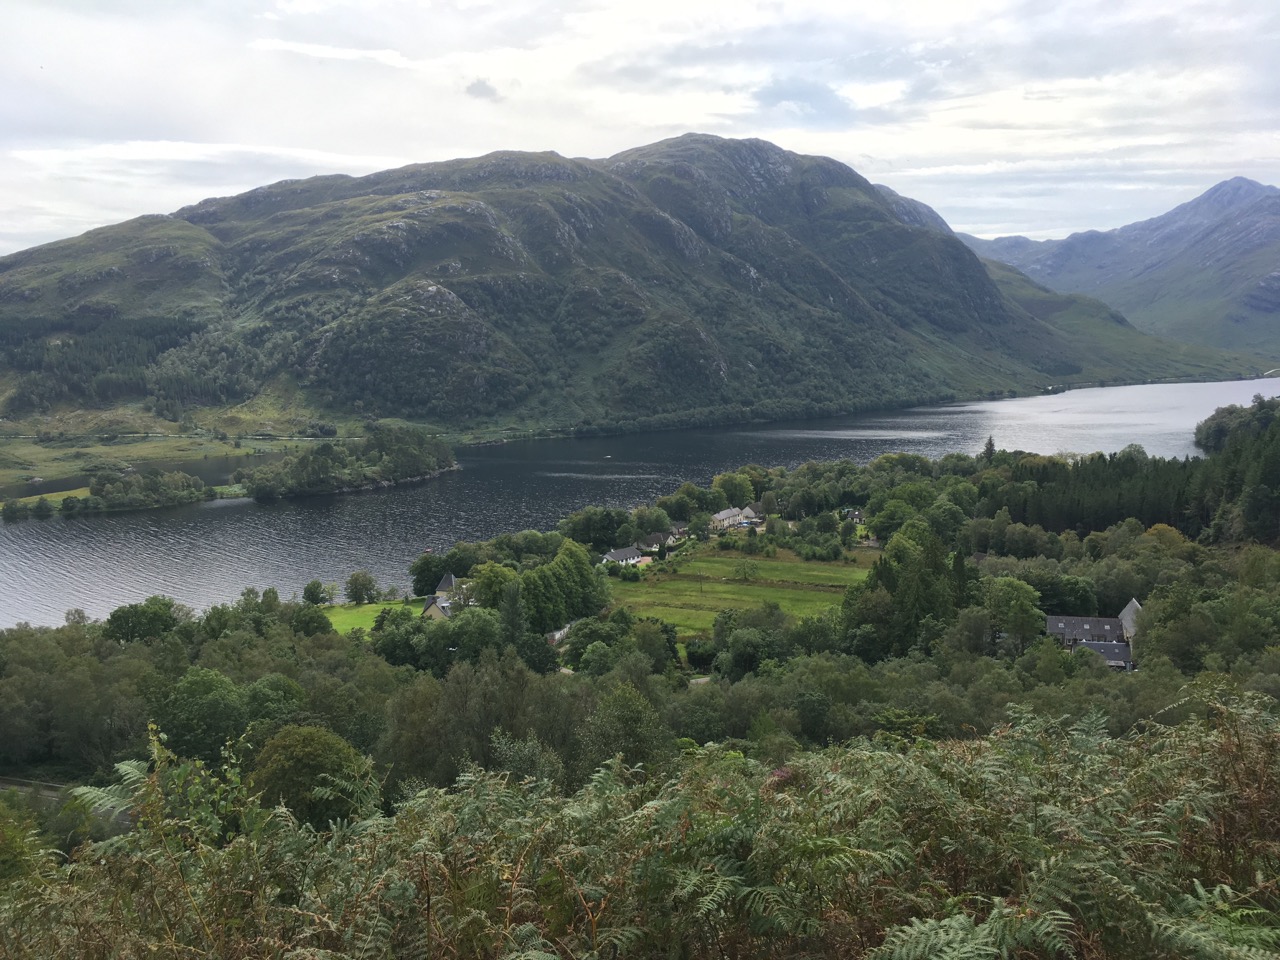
left=602, top=546, right=643, bottom=565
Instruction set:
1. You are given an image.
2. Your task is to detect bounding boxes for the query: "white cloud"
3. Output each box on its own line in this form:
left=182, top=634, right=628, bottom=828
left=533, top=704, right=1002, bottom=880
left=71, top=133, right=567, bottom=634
left=247, top=38, right=420, bottom=69
left=0, top=0, right=1276, bottom=253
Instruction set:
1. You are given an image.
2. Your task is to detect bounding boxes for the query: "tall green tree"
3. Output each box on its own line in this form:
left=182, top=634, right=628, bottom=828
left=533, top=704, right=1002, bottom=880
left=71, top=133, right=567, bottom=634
left=249, top=724, right=367, bottom=829
left=344, top=570, right=379, bottom=605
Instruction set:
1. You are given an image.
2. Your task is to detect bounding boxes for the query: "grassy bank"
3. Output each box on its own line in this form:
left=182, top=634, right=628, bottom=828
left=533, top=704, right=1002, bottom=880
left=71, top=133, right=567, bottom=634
left=0, top=432, right=297, bottom=497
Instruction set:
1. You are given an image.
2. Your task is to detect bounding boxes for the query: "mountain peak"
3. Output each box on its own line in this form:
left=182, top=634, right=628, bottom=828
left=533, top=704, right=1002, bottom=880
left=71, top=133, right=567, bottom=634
left=1165, top=176, right=1279, bottom=224
left=957, top=174, right=1280, bottom=358
left=1200, top=176, right=1276, bottom=202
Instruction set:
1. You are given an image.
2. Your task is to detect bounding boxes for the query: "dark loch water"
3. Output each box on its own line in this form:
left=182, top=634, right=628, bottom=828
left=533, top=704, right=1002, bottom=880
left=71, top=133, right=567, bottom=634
left=2, top=378, right=1277, bottom=627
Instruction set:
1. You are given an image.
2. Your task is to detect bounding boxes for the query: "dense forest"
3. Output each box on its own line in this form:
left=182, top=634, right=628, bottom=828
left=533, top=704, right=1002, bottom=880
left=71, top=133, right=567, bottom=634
left=1, top=397, right=1278, bottom=956
left=231, top=424, right=455, bottom=500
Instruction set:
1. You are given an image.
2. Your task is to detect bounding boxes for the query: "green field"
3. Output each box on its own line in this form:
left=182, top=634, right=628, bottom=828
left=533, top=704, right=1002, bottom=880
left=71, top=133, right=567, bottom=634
left=322, top=598, right=424, bottom=633
left=0, top=431, right=301, bottom=497
left=309, top=547, right=877, bottom=639
left=610, top=548, right=874, bottom=635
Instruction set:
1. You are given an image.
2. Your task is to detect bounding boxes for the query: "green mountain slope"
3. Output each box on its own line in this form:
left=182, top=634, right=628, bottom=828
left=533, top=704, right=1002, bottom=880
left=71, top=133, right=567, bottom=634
left=0, top=135, right=1259, bottom=438
left=981, top=260, right=1246, bottom=383
left=962, top=178, right=1280, bottom=360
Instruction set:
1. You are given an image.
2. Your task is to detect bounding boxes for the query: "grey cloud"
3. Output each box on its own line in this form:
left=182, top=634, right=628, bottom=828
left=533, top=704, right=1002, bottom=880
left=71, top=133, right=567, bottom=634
left=465, top=78, right=501, bottom=101
left=584, top=1, right=1280, bottom=121
left=743, top=76, right=909, bottom=130
left=754, top=77, right=856, bottom=125
left=580, top=20, right=984, bottom=100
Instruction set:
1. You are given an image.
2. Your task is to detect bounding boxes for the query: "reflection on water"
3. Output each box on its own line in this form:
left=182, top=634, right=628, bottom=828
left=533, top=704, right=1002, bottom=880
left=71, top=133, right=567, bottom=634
left=747, top=428, right=952, bottom=441
left=536, top=472, right=667, bottom=480
left=2, top=378, right=1277, bottom=627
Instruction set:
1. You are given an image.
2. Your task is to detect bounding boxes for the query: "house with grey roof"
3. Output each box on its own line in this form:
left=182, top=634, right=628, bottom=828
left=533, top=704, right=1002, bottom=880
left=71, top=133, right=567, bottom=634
left=711, top=507, right=742, bottom=530
left=602, top=546, right=643, bottom=565
left=635, top=531, right=676, bottom=552
left=1045, top=614, right=1126, bottom=644
left=1071, top=639, right=1135, bottom=671
left=1045, top=599, right=1142, bottom=670
left=420, top=594, right=453, bottom=621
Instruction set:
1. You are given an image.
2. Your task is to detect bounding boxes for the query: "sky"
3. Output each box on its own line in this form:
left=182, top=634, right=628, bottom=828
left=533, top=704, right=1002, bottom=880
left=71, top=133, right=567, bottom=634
left=2, top=0, right=1278, bottom=255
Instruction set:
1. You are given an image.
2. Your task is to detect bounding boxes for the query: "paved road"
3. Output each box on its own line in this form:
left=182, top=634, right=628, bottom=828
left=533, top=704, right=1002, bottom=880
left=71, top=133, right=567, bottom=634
left=0, top=775, right=69, bottom=802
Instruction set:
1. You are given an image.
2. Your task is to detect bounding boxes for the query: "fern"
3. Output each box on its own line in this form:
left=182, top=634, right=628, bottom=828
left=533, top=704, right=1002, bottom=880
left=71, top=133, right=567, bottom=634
left=70, top=757, right=149, bottom=817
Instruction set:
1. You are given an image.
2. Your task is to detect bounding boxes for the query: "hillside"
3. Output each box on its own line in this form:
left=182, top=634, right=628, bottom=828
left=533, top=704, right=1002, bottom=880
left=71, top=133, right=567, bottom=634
left=961, top=178, right=1280, bottom=360
left=0, top=135, right=1257, bottom=441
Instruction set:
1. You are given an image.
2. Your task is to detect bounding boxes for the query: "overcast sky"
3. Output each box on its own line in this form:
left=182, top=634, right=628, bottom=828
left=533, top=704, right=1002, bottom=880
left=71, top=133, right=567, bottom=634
left=2, top=0, right=1277, bottom=255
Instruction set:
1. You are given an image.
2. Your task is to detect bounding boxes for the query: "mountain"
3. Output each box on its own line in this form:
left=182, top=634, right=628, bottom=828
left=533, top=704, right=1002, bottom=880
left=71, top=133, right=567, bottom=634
left=873, top=184, right=954, bottom=235
left=961, top=178, right=1280, bottom=360
left=0, top=135, right=1256, bottom=439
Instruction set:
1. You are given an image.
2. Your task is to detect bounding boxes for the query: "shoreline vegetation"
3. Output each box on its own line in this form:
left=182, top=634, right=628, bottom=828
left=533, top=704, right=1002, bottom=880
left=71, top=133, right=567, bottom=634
left=0, top=424, right=454, bottom=521
left=1, top=373, right=1272, bottom=517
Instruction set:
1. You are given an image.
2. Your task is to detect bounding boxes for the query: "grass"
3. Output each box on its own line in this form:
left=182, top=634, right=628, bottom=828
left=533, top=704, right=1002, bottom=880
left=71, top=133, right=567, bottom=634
left=0, top=429, right=345, bottom=499
left=322, top=598, right=424, bottom=633
left=0, top=432, right=285, bottom=490
left=319, top=544, right=876, bottom=639
left=676, top=553, right=874, bottom=586
left=610, top=545, right=874, bottom=636
left=9, top=486, right=91, bottom=507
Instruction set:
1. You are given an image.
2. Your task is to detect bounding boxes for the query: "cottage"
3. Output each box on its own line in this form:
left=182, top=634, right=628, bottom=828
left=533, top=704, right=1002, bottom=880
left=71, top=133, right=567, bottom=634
left=435, top=573, right=457, bottom=597
left=602, top=546, right=643, bottom=565
left=420, top=595, right=452, bottom=620
left=635, top=531, right=676, bottom=552
left=711, top=507, right=742, bottom=530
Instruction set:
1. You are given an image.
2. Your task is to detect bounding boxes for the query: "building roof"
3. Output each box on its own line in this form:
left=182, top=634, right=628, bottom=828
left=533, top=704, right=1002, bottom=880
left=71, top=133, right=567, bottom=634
left=1071, top=639, right=1134, bottom=667
left=712, top=507, right=741, bottom=522
left=421, top=595, right=452, bottom=618
left=1118, top=598, right=1142, bottom=638
left=436, top=572, right=457, bottom=594
left=603, top=546, right=643, bottom=563
left=1045, top=615, right=1125, bottom=642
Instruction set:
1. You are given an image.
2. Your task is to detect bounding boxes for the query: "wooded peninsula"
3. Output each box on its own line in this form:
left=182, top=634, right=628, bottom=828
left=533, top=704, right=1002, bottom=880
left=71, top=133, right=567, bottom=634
left=1, top=395, right=1277, bottom=958
left=0, top=423, right=454, bottom=520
